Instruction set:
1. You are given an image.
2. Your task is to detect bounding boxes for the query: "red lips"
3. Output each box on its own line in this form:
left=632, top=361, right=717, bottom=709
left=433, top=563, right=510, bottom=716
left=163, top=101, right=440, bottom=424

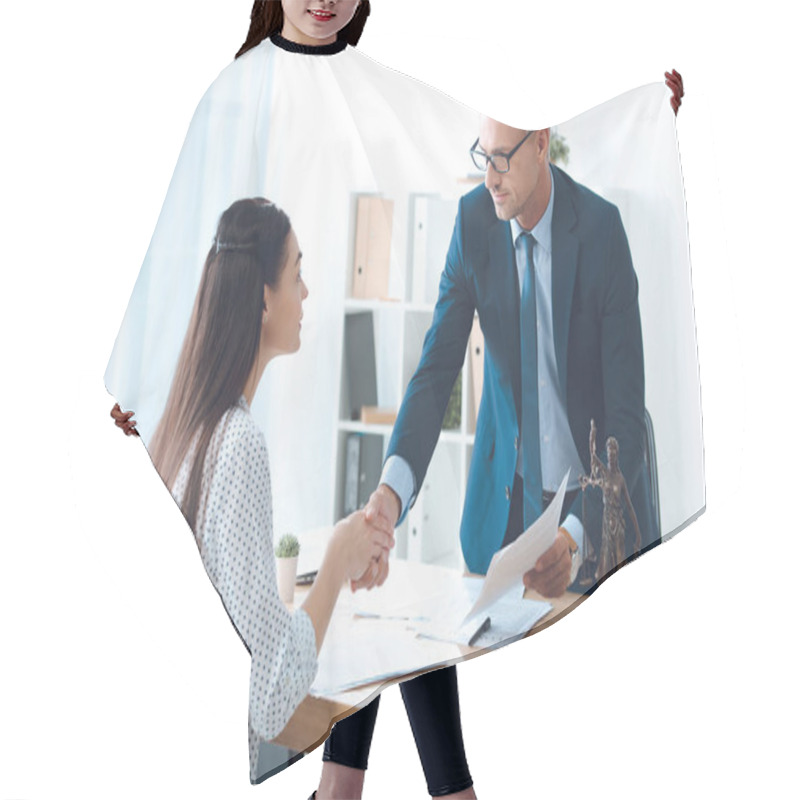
left=308, top=10, right=334, bottom=21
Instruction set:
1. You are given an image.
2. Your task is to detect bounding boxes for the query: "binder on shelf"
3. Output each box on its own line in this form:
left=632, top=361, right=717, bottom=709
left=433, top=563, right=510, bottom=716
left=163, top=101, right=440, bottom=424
left=406, top=446, right=461, bottom=566
left=411, top=195, right=459, bottom=305
left=343, top=433, right=361, bottom=515
left=360, top=406, right=397, bottom=425
left=343, top=432, right=384, bottom=515
left=468, top=316, right=484, bottom=433
left=352, top=196, right=393, bottom=299
left=357, top=435, right=383, bottom=510
left=406, top=485, right=427, bottom=563
left=344, top=311, right=378, bottom=421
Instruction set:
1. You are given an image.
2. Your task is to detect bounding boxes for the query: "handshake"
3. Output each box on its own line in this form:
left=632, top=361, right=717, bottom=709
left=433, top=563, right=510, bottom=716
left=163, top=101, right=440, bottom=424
left=330, top=484, right=401, bottom=592
left=332, top=482, right=574, bottom=599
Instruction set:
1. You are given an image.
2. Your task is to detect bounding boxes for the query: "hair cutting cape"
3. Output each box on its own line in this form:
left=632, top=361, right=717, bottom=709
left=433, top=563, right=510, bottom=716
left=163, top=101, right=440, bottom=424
left=105, top=36, right=704, bottom=783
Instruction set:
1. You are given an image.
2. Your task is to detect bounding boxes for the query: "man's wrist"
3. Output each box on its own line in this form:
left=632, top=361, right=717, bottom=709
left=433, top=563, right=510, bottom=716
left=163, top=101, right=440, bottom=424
left=558, top=526, right=579, bottom=555
left=378, top=483, right=401, bottom=526
left=379, top=456, right=415, bottom=522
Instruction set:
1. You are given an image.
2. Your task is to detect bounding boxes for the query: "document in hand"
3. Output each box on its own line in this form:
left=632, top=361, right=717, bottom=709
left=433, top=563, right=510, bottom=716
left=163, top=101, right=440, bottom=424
left=464, top=471, right=570, bottom=625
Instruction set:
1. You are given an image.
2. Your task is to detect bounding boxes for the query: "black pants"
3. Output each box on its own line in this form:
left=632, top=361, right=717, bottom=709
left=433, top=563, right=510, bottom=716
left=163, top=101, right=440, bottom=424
left=323, top=665, right=473, bottom=797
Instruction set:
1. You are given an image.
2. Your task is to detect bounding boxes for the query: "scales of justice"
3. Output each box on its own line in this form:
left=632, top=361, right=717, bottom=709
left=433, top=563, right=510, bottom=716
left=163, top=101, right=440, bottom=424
left=576, top=419, right=643, bottom=588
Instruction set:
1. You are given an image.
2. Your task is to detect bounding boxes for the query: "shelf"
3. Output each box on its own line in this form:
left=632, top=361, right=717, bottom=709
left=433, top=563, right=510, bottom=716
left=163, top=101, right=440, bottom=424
left=344, top=297, right=402, bottom=312
left=439, top=429, right=468, bottom=444
left=337, top=190, right=478, bottom=569
left=403, top=302, right=436, bottom=314
left=337, top=421, right=473, bottom=446
left=343, top=297, right=435, bottom=314
left=338, top=420, right=394, bottom=437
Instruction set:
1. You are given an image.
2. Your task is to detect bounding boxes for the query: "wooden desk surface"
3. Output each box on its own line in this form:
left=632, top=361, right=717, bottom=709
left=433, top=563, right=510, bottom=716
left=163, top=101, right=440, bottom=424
left=272, top=558, right=587, bottom=752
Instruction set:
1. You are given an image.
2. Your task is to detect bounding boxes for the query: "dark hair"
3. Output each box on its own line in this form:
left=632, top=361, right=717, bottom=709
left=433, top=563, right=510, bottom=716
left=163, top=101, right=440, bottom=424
left=151, top=198, right=292, bottom=529
left=236, top=0, right=371, bottom=59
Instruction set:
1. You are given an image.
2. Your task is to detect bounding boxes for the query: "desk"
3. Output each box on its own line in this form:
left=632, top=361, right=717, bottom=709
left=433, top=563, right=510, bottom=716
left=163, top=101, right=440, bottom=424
left=271, top=558, right=586, bottom=754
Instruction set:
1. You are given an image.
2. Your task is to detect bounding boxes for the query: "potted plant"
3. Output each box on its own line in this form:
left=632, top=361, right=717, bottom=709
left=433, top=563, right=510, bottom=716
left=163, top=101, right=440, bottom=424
left=274, top=533, right=300, bottom=605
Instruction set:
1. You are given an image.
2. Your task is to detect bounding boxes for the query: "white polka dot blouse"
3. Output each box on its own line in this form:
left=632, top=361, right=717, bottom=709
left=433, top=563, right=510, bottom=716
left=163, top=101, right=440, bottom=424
left=172, top=396, right=318, bottom=782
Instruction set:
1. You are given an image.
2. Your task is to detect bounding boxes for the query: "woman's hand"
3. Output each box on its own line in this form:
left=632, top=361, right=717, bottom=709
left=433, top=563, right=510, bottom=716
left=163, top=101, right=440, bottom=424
left=110, top=403, right=139, bottom=436
left=665, top=69, right=684, bottom=115
left=347, top=483, right=400, bottom=591
left=350, top=550, right=389, bottom=593
left=330, top=510, right=394, bottom=589
left=302, top=512, right=394, bottom=653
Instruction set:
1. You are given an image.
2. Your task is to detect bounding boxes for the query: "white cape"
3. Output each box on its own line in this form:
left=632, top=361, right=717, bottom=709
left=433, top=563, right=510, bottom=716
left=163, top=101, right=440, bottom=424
left=105, top=36, right=704, bottom=782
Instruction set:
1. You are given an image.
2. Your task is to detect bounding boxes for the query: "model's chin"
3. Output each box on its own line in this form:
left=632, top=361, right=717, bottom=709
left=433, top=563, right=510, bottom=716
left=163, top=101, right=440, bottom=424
left=493, top=203, right=514, bottom=222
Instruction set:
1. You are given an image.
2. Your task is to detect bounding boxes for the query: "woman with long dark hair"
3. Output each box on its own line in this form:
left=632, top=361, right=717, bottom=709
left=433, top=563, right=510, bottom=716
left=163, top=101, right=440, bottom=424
left=110, top=4, right=481, bottom=797
left=152, top=196, right=393, bottom=785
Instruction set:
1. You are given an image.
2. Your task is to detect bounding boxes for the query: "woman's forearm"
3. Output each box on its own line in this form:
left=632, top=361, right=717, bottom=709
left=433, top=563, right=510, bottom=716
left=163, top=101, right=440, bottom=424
left=300, top=541, right=347, bottom=652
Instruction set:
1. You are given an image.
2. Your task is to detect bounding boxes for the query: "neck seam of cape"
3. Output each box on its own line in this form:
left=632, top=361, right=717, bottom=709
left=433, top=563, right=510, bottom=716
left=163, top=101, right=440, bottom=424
left=269, top=33, right=347, bottom=56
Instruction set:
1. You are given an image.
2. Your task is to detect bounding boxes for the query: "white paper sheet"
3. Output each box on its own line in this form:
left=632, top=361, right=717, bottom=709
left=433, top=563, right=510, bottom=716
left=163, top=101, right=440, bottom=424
left=416, top=577, right=551, bottom=647
left=310, top=617, right=457, bottom=695
left=468, top=597, right=552, bottom=648
left=464, top=471, right=569, bottom=624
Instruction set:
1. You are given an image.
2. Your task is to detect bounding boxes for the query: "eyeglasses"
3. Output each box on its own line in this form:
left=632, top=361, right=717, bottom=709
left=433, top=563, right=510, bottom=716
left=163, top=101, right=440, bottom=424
left=469, top=130, right=534, bottom=174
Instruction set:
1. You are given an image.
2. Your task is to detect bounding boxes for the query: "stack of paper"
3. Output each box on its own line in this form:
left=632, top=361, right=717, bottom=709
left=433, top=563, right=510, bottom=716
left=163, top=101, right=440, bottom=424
left=415, top=578, right=551, bottom=648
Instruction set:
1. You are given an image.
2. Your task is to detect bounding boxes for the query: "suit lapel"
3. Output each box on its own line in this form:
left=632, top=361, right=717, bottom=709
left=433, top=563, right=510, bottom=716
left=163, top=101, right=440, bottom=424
left=551, top=167, right=578, bottom=401
left=488, top=218, right=522, bottom=421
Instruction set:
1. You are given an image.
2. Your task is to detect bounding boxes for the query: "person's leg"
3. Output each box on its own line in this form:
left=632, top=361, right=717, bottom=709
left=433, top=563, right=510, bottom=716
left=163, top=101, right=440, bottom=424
left=400, top=666, right=476, bottom=798
left=316, top=696, right=381, bottom=799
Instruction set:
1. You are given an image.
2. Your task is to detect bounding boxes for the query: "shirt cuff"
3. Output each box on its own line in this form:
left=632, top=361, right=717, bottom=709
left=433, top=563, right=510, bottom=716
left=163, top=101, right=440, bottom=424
left=560, top=514, right=584, bottom=585
left=380, top=455, right=415, bottom=523
left=560, top=513, right=584, bottom=553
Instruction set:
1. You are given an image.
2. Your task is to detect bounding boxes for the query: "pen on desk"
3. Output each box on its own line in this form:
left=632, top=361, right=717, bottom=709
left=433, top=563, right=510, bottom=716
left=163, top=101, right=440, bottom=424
left=296, top=571, right=317, bottom=586
left=354, top=612, right=430, bottom=622
left=468, top=616, right=491, bottom=646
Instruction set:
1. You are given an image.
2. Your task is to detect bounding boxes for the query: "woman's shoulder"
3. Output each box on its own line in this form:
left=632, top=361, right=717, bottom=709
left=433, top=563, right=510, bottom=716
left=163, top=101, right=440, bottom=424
left=212, top=399, right=269, bottom=467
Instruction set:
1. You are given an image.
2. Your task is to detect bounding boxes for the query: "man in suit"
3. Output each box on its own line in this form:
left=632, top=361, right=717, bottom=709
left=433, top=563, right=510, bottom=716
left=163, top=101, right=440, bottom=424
left=373, top=117, right=658, bottom=585
left=317, top=116, right=660, bottom=800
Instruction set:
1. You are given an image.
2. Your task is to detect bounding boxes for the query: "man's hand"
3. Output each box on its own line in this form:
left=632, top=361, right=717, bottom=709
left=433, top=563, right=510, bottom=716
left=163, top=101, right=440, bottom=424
left=665, top=69, right=684, bottom=115
left=350, top=484, right=400, bottom=592
left=330, top=510, right=394, bottom=591
left=111, top=403, right=139, bottom=437
left=364, top=483, right=401, bottom=534
left=523, top=529, right=573, bottom=598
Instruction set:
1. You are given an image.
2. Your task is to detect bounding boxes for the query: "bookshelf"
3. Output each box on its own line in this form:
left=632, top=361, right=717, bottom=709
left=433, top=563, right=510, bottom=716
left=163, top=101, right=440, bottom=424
left=334, top=191, right=482, bottom=571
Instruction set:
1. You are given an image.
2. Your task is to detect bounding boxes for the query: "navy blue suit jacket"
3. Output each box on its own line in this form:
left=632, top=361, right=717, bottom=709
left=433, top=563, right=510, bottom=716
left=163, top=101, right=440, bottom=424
left=388, top=165, right=658, bottom=574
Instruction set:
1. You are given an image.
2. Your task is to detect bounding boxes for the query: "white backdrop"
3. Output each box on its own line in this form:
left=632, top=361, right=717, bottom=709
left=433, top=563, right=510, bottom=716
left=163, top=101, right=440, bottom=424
left=1, top=1, right=796, bottom=798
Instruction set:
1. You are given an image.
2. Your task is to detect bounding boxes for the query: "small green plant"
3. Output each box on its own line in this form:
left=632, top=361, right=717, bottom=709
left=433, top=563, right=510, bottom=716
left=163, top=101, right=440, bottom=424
left=443, top=370, right=462, bottom=430
left=275, top=533, right=300, bottom=559
left=549, top=130, right=570, bottom=166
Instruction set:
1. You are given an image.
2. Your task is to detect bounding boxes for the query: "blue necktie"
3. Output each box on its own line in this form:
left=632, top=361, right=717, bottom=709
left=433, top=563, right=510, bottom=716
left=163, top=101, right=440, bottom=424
left=520, top=232, right=543, bottom=528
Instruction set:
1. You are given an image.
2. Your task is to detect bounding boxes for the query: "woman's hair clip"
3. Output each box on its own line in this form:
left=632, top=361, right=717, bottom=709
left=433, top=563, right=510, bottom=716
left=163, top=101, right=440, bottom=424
left=214, top=238, right=255, bottom=255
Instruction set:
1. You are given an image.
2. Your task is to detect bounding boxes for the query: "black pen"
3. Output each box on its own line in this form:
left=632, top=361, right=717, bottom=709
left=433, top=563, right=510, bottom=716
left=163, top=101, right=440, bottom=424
left=468, top=616, right=491, bottom=647
left=296, top=570, right=318, bottom=586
